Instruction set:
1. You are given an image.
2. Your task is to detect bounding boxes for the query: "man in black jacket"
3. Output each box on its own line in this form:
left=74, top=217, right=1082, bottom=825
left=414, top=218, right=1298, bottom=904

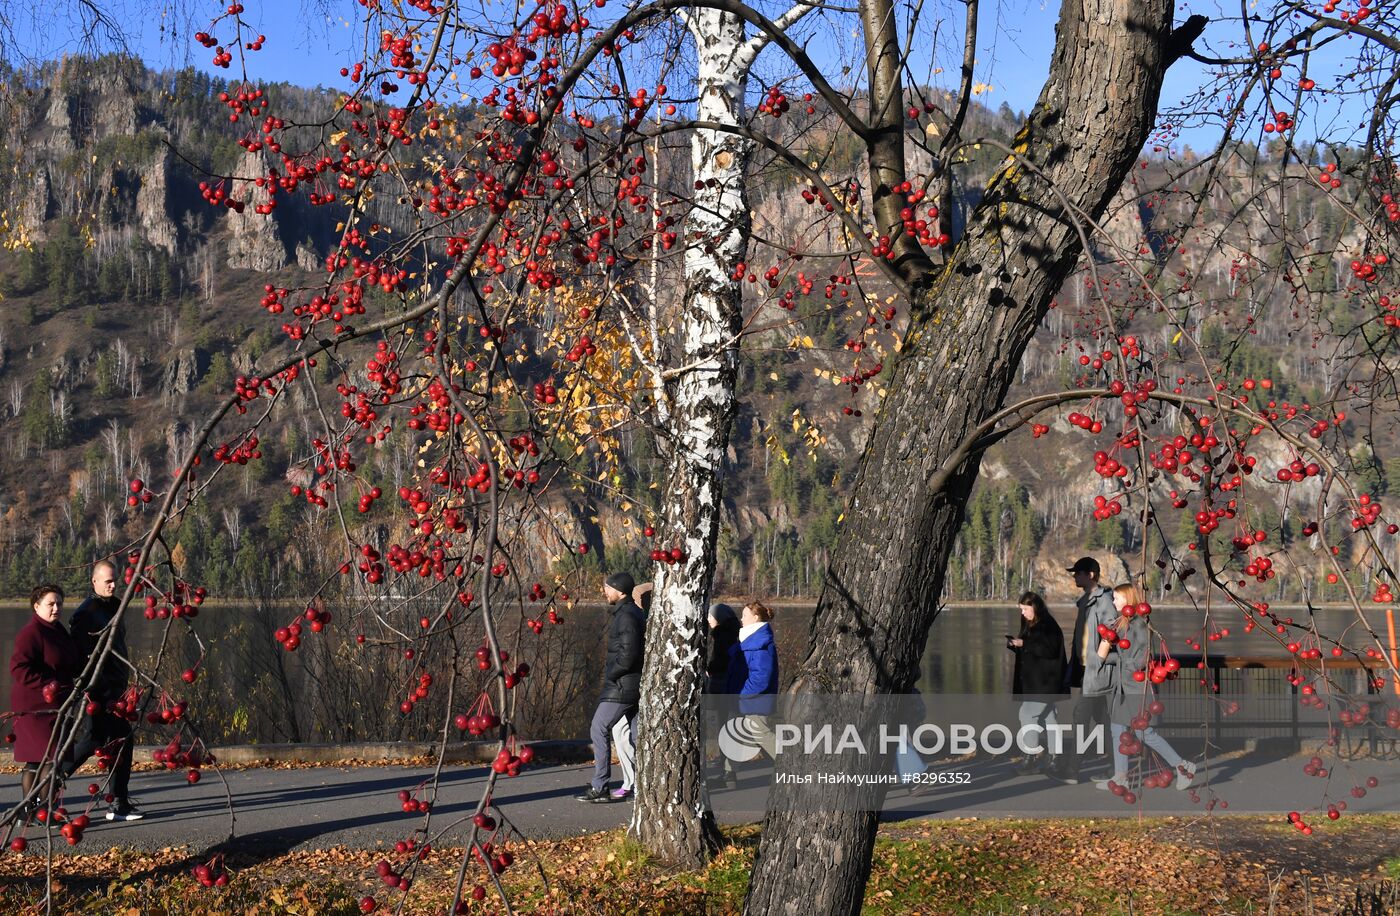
left=63, top=560, right=144, bottom=820
left=577, top=572, right=645, bottom=803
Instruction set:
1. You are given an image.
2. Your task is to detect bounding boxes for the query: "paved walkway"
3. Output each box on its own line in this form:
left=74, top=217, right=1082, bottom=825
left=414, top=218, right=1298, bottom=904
left=5, top=751, right=1399, bottom=855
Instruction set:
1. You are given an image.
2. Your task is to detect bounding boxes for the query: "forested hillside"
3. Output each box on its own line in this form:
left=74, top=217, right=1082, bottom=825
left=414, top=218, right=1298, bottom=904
left=0, top=54, right=1394, bottom=603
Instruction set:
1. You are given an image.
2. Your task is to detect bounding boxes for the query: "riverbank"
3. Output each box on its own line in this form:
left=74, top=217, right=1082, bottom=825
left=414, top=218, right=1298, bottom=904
left=3, top=817, right=1398, bottom=914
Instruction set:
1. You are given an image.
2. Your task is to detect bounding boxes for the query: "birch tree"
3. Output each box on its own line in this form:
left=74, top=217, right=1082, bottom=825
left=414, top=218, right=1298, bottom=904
left=630, top=0, right=820, bottom=866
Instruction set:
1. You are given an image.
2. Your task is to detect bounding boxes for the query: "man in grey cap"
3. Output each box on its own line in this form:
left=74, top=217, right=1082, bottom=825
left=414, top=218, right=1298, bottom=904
left=1051, top=556, right=1118, bottom=783
left=577, top=572, right=646, bottom=802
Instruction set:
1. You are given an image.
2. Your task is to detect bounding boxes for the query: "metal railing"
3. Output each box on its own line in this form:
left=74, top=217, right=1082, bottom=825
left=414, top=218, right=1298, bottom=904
left=1153, top=655, right=1397, bottom=757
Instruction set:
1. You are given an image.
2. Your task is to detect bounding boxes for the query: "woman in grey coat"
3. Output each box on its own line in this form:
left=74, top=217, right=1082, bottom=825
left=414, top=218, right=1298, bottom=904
left=1096, top=583, right=1196, bottom=792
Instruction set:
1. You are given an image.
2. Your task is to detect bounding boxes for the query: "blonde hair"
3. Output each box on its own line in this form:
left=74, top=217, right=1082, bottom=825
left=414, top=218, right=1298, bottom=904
left=744, top=601, right=775, bottom=623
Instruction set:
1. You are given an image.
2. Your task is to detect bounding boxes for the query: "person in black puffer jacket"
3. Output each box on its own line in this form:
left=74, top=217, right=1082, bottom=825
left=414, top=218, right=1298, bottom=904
left=1007, top=590, right=1066, bottom=775
left=703, top=602, right=741, bottom=785
left=576, top=572, right=646, bottom=803
left=705, top=603, right=740, bottom=694
left=609, top=583, right=653, bottom=802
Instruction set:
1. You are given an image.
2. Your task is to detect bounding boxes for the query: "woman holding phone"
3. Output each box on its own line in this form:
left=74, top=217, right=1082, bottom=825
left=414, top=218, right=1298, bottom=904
left=1006, top=591, right=1066, bottom=774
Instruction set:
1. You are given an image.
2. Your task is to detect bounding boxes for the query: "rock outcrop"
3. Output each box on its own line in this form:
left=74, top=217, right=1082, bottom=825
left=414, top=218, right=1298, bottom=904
left=226, top=152, right=288, bottom=271
left=43, top=86, right=76, bottom=152
left=160, top=348, right=205, bottom=399
left=295, top=241, right=321, bottom=272
left=13, top=162, right=53, bottom=242
left=137, top=146, right=179, bottom=254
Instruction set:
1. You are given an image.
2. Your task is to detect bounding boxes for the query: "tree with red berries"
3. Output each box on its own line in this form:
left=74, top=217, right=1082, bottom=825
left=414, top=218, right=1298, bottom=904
left=3, top=0, right=881, bottom=904
left=736, top=0, right=1400, bottom=909
left=4, top=0, right=1400, bottom=909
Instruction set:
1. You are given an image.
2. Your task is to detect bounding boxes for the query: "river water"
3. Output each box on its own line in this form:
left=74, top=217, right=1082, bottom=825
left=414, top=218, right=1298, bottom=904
left=1, top=600, right=1389, bottom=742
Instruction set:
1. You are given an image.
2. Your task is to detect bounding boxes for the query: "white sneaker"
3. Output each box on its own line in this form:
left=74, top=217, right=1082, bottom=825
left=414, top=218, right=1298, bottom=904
left=106, top=799, right=144, bottom=821
left=1094, top=774, right=1128, bottom=791
left=1175, top=761, right=1198, bottom=791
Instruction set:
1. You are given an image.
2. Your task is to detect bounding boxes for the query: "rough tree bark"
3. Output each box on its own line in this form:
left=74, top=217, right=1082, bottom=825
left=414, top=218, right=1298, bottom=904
left=741, top=0, right=1199, bottom=910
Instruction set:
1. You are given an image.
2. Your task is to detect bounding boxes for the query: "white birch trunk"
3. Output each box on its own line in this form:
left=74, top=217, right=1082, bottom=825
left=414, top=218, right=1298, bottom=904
left=629, top=8, right=754, bottom=865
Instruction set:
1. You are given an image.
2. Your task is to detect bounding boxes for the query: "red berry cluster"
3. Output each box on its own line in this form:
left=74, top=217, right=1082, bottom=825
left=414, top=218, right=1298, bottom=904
left=564, top=334, right=597, bottom=362
left=198, top=180, right=241, bottom=211
left=1316, top=161, right=1342, bottom=190
left=397, top=786, right=431, bottom=815
left=455, top=690, right=502, bottom=734
left=214, top=434, right=261, bottom=464
left=259, top=285, right=287, bottom=314
left=527, top=606, right=564, bottom=633
left=1067, top=412, right=1103, bottom=434
left=758, top=86, right=789, bottom=118
left=399, top=672, right=436, bottom=715
left=219, top=84, right=266, bottom=124
left=1351, top=494, right=1383, bottom=530
left=1192, top=500, right=1238, bottom=536
left=1090, top=495, right=1122, bottom=521
left=1351, top=252, right=1388, bottom=283
left=476, top=644, right=509, bottom=672
left=357, top=486, right=384, bottom=513
left=1380, top=194, right=1399, bottom=223
left=127, top=477, right=153, bottom=507
left=192, top=855, right=230, bottom=887
left=527, top=3, right=579, bottom=41
left=1263, top=109, right=1294, bottom=134
left=896, top=183, right=948, bottom=247
left=839, top=362, right=884, bottom=391
left=366, top=342, right=403, bottom=395
left=1275, top=458, right=1321, bottom=482
left=145, top=694, right=189, bottom=726
left=274, top=606, right=327, bottom=651
left=650, top=546, right=687, bottom=565
left=1322, top=0, right=1376, bottom=23
left=153, top=735, right=212, bottom=778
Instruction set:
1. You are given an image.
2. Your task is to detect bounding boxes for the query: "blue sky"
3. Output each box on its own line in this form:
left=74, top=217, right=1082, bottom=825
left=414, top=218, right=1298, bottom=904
left=8, top=0, right=1375, bottom=154
left=21, top=0, right=1070, bottom=108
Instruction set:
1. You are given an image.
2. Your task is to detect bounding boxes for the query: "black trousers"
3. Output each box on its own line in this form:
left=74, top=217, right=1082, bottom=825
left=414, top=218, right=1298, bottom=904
left=63, top=711, right=135, bottom=800
left=1059, top=692, right=1110, bottom=778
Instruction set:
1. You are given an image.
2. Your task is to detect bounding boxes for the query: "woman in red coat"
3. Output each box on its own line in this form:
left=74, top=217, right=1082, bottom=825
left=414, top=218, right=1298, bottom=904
left=9, top=584, right=81, bottom=807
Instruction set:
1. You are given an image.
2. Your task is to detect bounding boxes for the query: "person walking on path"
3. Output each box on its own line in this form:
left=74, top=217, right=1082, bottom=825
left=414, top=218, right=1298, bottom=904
left=722, top=601, right=780, bottom=760
left=1050, top=557, right=1118, bottom=783
left=609, top=581, right=652, bottom=801
left=1096, top=583, right=1198, bottom=792
left=61, top=560, right=144, bottom=821
left=9, top=584, right=82, bottom=819
left=576, top=572, right=645, bottom=803
left=1007, top=591, right=1066, bottom=774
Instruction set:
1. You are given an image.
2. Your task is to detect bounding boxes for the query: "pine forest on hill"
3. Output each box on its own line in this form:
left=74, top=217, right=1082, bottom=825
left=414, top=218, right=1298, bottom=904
left=0, top=54, right=1396, bottom=606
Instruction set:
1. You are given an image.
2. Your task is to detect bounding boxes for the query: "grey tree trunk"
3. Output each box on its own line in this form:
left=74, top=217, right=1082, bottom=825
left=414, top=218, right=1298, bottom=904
left=742, top=0, right=1190, bottom=910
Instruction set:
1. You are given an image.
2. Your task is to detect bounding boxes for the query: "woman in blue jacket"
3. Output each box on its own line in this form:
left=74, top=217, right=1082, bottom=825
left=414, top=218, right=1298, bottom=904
left=723, top=601, right=779, bottom=759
